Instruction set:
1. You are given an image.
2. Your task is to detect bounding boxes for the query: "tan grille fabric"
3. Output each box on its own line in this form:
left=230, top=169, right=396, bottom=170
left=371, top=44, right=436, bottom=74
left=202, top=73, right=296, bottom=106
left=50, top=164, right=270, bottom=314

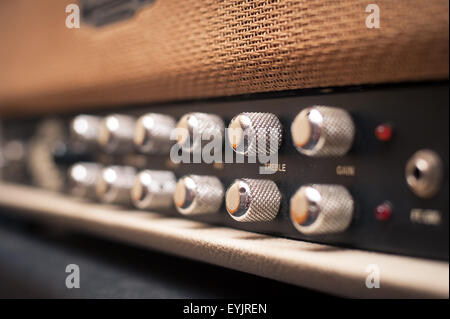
left=0, top=0, right=448, bottom=116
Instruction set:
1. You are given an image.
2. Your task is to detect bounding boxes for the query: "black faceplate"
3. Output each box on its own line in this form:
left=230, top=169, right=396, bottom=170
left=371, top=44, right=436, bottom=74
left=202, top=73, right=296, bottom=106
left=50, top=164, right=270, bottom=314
left=2, top=83, right=448, bottom=260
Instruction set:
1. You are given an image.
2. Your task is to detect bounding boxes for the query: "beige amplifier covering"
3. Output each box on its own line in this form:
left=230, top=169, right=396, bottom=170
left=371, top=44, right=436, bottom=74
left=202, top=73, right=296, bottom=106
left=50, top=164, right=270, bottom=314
left=0, top=182, right=448, bottom=298
left=0, top=0, right=448, bottom=116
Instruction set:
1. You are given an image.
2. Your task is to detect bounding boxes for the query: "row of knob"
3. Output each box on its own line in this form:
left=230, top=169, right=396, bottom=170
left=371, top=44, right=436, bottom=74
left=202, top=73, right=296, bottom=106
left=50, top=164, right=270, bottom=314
left=69, top=162, right=354, bottom=235
left=71, top=106, right=355, bottom=157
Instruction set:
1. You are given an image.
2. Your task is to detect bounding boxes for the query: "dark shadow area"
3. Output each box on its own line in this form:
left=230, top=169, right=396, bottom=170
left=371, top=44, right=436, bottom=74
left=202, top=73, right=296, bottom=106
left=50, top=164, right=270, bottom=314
left=0, top=210, right=332, bottom=298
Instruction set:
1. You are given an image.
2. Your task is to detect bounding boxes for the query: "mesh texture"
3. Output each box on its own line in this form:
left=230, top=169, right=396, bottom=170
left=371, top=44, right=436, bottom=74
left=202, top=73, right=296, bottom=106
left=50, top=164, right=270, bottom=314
left=0, top=0, right=448, bottom=115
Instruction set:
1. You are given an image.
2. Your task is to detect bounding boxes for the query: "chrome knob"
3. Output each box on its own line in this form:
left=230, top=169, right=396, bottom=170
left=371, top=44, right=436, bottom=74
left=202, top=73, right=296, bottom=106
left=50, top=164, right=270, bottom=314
left=134, top=113, right=176, bottom=154
left=291, top=106, right=355, bottom=156
left=227, top=112, right=282, bottom=156
left=290, top=184, right=354, bottom=235
left=70, top=115, right=101, bottom=149
left=173, top=175, right=223, bottom=215
left=225, top=178, right=281, bottom=222
left=68, top=162, right=103, bottom=199
left=131, top=170, right=176, bottom=209
left=96, top=165, right=136, bottom=205
left=175, top=113, right=224, bottom=153
left=98, top=114, right=136, bottom=153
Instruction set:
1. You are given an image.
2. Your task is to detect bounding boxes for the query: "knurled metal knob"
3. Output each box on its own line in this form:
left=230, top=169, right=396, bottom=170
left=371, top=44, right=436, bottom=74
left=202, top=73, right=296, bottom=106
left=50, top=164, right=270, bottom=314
left=291, top=106, right=355, bottom=157
left=67, top=162, right=103, bottom=199
left=173, top=175, right=224, bottom=215
left=70, top=115, right=102, bottom=149
left=290, top=184, right=354, bottom=235
left=98, top=114, right=136, bottom=153
left=227, top=112, right=282, bottom=156
left=131, top=170, right=176, bottom=209
left=225, top=178, right=281, bottom=222
left=96, top=165, right=136, bottom=205
left=134, top=113, right=176, bottom=154
left=175, top=113, right=224, bottom=153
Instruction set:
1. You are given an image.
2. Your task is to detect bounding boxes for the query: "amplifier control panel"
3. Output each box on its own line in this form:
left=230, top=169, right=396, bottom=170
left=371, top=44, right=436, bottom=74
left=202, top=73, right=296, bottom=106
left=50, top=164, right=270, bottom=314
left=1, top=83, right=448, bottom=260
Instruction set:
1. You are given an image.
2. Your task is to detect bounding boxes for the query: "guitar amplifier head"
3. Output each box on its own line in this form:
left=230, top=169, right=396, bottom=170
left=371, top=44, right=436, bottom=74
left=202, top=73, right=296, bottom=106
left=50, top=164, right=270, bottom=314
left=0, top=0, right=449, bottom=299
left=0, top=0, right=448, bottom=116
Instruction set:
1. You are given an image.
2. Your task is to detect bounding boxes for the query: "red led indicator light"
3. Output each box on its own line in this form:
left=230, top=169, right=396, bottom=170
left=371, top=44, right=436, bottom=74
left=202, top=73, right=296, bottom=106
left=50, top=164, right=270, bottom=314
left=375, top=202, right=392, bottom=221
left=375, top=123, right=393, bottom=142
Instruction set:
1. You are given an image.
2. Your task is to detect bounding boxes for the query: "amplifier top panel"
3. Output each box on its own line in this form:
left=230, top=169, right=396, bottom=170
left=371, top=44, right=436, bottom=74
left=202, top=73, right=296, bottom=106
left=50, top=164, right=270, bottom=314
left=0, top=0, right=448, bottom=116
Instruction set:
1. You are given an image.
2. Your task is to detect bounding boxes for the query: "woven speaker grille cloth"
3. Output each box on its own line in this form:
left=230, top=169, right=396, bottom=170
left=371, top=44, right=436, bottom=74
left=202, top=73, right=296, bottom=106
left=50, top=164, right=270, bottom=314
left=0, top=0, right=448, bottom=115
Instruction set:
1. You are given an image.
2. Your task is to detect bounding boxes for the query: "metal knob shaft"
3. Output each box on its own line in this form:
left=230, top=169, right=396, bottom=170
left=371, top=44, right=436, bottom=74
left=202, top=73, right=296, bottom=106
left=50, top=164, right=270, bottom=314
left=175, top=113, right=224, bottom=153
left=227, top=112, right=282, bottom=156
left=291, top=106, right=355, bottom=157
left=96, top=165, right=136, bottom=205
left=225, top=178, right=281, bottom=222
left=98, top=114, right=136, bottom=153
left=131, top=170, right=176, bottom=209
left=173, top=175, right=224, bottom=215
left=70, top=115, right=102, bottom=149
left=290, top=184, right=354, bottom=235
left=68, top=162, right=103, bottom=199
left=134, top=113, right=176, bottom=154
